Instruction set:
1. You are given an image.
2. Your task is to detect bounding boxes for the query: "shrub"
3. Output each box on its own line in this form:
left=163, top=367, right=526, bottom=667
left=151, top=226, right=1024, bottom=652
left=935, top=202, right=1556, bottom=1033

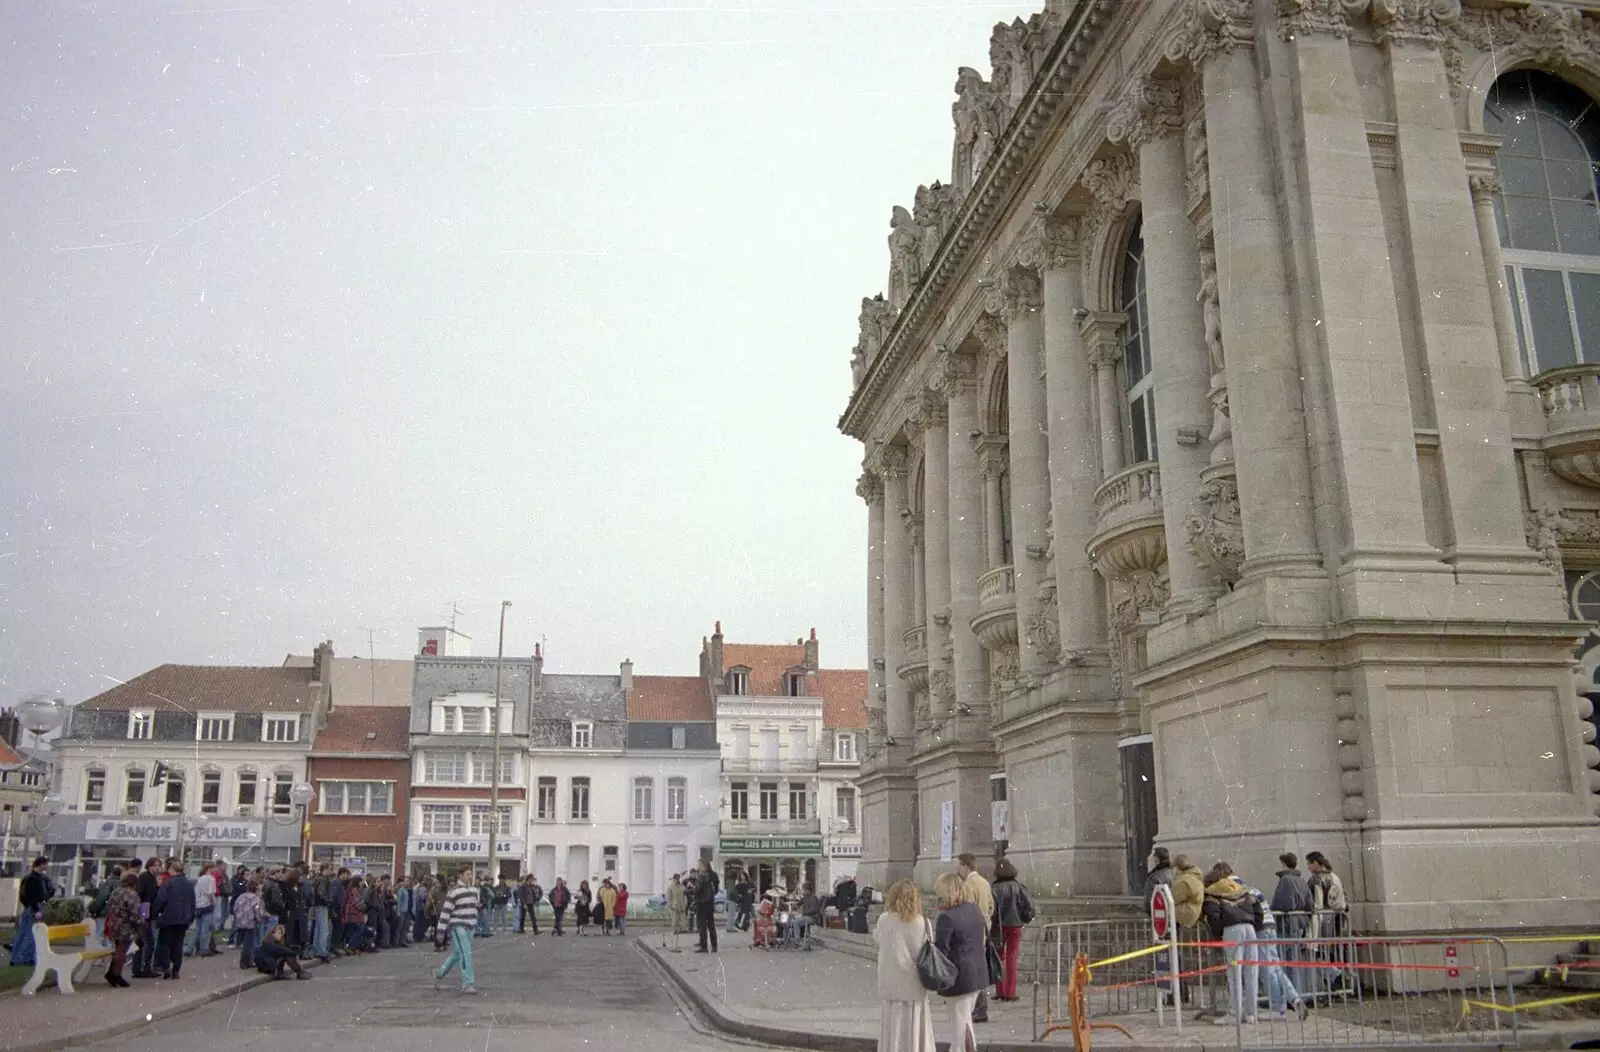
left=42, top=897, right=86, bottom=926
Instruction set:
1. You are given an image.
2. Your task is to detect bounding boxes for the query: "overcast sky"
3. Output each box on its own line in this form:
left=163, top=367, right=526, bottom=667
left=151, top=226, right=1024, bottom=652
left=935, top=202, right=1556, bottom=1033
left=1, top=0, right=1015, bottom=704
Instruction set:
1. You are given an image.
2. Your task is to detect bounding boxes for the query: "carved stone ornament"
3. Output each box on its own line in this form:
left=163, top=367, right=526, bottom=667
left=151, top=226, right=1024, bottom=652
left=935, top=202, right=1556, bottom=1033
left=1520, top=503, right=1600, bottom=576
left=1370, top=0, right=1461, bottom=47
left=1468, top=171, right=1503, bottom=201
left=1184, top=470, right=1245, bottom=587
left=1017, top=212, right=1082, bottom=272
left=877, top=442, right=910, bottom=481
left=852, top=294, right=898, bottom=388
left=1197, top=244, right=1225, bottom=377
left=996, top=266, right=1042, bottom=322
left=1024, top=610, right=1062, bottom=662
left=1081, top=154, right=1138, bottom=237
left=887, top=205, right=924, bottom=310
left=1106, top=78, right=1184, bottom=150
left=973, top=313, right=1008, bottom=358
left=989, top=18, right=1030, bottom=116
left=913, top=181, right=962, bottom=271
left=988, top=642, right=1021, bottom=701
left=1185, top=112, right=1210, bottom=215
left=1111, top=569, right=1170, bottom=631
left=867, top=705, right=889, bottom=744
left=952, top=66, right=1009, bottom=194
left=1276, top=0, right=1370, bottom=40
left=856, top=470, right=884, bottom=506
left=932, top=346, right=978, bottom=400
left=1442, top=5, right=1600, bottom=101
left=1164, top=0, right=1253, bottom=68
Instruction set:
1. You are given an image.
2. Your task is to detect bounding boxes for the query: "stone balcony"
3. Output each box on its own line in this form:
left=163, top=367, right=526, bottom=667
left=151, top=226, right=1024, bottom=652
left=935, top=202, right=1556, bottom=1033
left=971, top=564, right=1018, bottom=650
left=1535, top=365, right=1600, bottom=489
left=898, top=624, right=929, bottom=692
left=1086, top=461, right=1166, bottom=578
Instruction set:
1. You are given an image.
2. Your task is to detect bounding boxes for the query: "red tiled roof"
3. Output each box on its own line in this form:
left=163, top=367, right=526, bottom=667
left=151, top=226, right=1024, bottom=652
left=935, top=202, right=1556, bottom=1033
left=819, top=669, right=868, bottom=729
left=312, top=706, right=410, bottom=755
left=0, top=740, right=21, bottom=766
left=721, top=643, right=806, bottom=697
left=628, top=676, right=713, bottom=722
left=78, top=664, right=320, bottom=713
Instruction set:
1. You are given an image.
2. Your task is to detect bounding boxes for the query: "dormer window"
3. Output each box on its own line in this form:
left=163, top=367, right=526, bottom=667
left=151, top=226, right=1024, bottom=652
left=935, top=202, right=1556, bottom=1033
left=783, top=671, right=806, bottom=697
left=835, top=732, right=857, bottom=762
left=729, top=669, right=750, bottom=696
left=197, top=713, right=234, bottom=742
left=127, top=711, right=152, bottom=740
left=572, top=721, right=593, bottom=749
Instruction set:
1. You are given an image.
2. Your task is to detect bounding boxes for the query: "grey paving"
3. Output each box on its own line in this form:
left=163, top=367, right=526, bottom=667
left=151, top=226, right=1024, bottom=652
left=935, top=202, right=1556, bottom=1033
left=65, top=934, right=761, bottom=1052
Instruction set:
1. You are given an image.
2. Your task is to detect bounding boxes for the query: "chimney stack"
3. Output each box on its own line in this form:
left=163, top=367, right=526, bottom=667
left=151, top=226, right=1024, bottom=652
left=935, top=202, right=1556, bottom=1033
left=313, top=640, right=334, bottom=685
left=620, top=658, right=634, bottom=693
left=709, top=622, right=725, bottom=690
left=0, top=709, right=19, bottom=749
left=804, top=627, right=819, bottom=671
left=533, top=642, right=544, bottom=688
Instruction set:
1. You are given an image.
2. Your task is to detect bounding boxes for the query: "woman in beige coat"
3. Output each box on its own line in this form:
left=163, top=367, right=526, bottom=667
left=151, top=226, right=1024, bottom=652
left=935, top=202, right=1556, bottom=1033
left=873, top=878, right=937, bottom=1052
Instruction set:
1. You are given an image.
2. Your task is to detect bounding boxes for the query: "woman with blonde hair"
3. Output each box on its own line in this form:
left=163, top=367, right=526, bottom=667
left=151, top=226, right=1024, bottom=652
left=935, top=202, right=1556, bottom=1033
left=933, top=872, right=987, bottom=1052
left=873, top=879, right=936, bottom=1052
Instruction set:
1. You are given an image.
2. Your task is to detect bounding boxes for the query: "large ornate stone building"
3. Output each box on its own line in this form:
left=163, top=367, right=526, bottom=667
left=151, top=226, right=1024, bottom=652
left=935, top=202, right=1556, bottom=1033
left=842, top=0, right=1600, bottom=931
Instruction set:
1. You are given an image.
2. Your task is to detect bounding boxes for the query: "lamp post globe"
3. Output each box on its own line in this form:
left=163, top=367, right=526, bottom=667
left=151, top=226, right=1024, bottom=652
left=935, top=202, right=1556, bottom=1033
left=15, top=692, right=66, bottom=736
left=39, top=791, right=65, bottom=818
left=289, top=782, right=313, bottom=809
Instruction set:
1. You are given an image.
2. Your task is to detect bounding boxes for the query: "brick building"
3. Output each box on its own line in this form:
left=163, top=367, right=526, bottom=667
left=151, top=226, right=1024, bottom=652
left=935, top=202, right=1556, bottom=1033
left=306, top=706, right=411, bottom=877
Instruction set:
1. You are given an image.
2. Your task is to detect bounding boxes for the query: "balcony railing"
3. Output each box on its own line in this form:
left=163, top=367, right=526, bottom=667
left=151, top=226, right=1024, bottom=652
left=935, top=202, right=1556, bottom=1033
left=898, top=623, right=929, bottom=692
left=721, top=758, right=819, bottom=774
left=1087, top=461, right=1167, bottom=578
left=973, top=564, right=1019, bottom=650
left=1534, top=365, right=1600, bottom=489
left=719, top=818, right=822, bottom=836
left=977, top=564, right=1015, bottom=607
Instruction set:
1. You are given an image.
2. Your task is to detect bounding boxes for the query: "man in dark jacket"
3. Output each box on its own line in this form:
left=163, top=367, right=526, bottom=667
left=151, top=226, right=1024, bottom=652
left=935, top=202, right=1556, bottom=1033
left=1141, top=847, right=1174, bottom=913
left=693, top=862, right=720, bottom=953
left=520, top=878, right=543, bottom=934
left=133, top=857, right=163, bottom=977
left=1270, top=853, right=1314, bottom=938
left=329, top=869, right=349, bottom=955
left=8, top=856, right=54, bottom=966
left=732, top=875, right=754, bottom=932
left=151, top=858, right=196, bottom=979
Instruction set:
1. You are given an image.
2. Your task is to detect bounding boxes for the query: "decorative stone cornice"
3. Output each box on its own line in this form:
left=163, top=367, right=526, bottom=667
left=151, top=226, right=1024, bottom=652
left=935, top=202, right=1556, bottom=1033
left=1276, top=0, right=1369, bottom=39
left=1468, top=171, right=1502, bottom=201
left=1081, top=153, right=1138, bottom=237
left=856, top=471, right=884, bottom=506
left=1016, top=209, right=1083, bottom=271
left=1371, top=0, right=1461, bottom=47
left=1106, top=77, right=1184, bottom=150
left=1164, top=0, right=1254, bottom=68
left=1442, top=4, right=1600, bottom=100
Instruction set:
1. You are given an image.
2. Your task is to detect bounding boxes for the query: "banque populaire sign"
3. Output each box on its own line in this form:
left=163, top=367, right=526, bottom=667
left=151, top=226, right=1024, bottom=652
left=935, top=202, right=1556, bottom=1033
left=83, top=818, right=179, bottom=843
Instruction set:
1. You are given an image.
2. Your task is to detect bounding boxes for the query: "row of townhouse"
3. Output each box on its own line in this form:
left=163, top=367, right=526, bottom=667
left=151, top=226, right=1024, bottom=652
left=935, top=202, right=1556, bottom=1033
left=42, top=626, right=866, bottom=898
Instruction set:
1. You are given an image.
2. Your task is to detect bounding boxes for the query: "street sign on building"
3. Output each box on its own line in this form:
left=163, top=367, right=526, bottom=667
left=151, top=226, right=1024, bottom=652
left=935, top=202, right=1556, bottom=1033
left=717, top=837, right=822, bottom=856
left=343, top=856, right=368, bottom=876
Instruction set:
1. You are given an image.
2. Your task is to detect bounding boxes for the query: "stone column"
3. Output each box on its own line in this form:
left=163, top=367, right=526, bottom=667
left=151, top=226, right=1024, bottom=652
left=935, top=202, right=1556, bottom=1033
left=1468, top=172, right=1524, bottom=385
left=1112, top=80, right=1221, bottom=612
left=993, top=267, right=1053, bottom=674
left=879, top=444, right=914, bottom=741
left=857, top=467, right=887, bottom=747
left=1381, top=24, right=1542, bottom=568
left=1027, top=215, right=1107, bottom=654
left=1185, top=21, right=1323, bottom=576
left=1081, top=314, right=1127, bottom=479
left=911, top=516, right=927, bottom=626
left=938, top=349, right=988, bottom=727
left=983, top=456, right=1006, bottom=568
left=920, top=391, right=954, bottom=718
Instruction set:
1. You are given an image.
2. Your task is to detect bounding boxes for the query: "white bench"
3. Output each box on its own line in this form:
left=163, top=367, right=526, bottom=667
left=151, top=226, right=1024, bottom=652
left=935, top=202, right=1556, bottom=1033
left=21, top=920, right=115, bottom=995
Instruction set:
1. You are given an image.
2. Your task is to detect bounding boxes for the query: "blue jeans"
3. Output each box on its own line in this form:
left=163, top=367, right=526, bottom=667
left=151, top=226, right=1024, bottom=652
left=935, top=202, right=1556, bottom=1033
left=1253, top=932, right=1301, bottom=1014
left=476, top=908, right=491, bottom=936
left=311, top=906, right=330, bottom=958
left=188, top=908, right=216, bottom=955
left=434, top=926, right=475, bottom=989
left=8, top=907, right=38, bottom=966
left=616, top=915, right=625, bottom=935
left=1223, top=923, right=1260, bottom=1020
left=238, top=926, right=260, bottom=968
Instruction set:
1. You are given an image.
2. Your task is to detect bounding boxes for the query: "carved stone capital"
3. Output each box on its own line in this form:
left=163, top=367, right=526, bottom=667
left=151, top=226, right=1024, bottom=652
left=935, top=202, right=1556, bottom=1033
left=856, top=470, right=884, bottom=507
left=1371, top=0, right=1461, bottom=47
left=1081, top=154, right=1138, bottom=237
left=1468, top=170, right=1503, bottom=201
left=1079, top=310, right=1127, bottom=369
left=1107, top=77, right=1185, bottom=150
left=1017, top=210, right=1083, bottom=271
left=932, top=346, right=979, bottom=400
left=1164, top=0, right=1254, bottom=67
left=973, top=312, right=1008, bottom=357
left=915, top=387, right=949, bottom=431
left=1276, top=0, right=1369, bottom=39
left=878, top=443, right=910, bottom=480
left=995, top=266, right=1042, bottom=322
left=975, top=433, right=1009, bottom=481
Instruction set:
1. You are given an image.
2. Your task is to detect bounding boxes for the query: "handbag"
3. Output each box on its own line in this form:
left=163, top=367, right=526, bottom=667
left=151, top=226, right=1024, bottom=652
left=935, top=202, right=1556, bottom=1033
left=986, top=937, right=1004, bottom=985
left=916, top=917, right=958, bottom=992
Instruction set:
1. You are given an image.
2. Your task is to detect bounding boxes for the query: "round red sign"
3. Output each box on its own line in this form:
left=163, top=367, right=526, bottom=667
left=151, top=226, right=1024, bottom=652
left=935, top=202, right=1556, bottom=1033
left=1151, top=885, right=1172, bottom=939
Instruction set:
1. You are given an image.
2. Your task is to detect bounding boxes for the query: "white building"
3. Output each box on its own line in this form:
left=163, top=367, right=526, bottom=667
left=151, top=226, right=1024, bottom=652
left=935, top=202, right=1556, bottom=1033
left=701, top=626, right=866, bottom=895
left=46, top=644, right=333, bottom=890
left=0, top=722, right=50, bottom=877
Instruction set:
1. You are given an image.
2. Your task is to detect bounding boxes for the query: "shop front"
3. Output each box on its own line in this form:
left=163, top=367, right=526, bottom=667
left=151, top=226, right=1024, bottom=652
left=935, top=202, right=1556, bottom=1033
left=405, top=835, right=525, bottom=880
left=45, top=815, right=303, bottom=892
left=719, top=836, right=822, bottom=896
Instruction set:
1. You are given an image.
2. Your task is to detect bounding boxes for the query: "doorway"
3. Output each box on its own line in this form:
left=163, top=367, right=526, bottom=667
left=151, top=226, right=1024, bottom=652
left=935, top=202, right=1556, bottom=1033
left=1119, top=735, right=1158, bottom=894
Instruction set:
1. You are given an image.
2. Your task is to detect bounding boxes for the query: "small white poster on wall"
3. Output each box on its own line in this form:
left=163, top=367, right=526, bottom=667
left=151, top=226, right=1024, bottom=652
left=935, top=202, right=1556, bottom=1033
left=940, top=800, right=954, bottom=862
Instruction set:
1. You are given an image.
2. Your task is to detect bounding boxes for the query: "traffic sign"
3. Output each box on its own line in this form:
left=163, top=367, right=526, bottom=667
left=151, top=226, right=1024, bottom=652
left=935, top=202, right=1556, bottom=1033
left=1150, top=883, right=1173, bottom=940
left=1445, top=943, right=1459, bottom=979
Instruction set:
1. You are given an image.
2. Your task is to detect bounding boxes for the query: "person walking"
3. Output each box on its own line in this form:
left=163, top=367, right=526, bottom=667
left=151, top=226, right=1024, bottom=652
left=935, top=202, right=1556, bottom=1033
left=523, top=877, right=544, bottom=934
left=873, top=878, right=936, bottom=1052
left=1245, top=881, right=1308, bottom=1021
left=232, top=879, right=264, bottom=969
left=9, top=856, right=53, bottom=967
left=1202, top=862, right=1262, bottom=1026
left=151, top=858, right=196, bottom=980
left=614, top=883, right=629, bottom=935
left=549, top=877, right=570, bottom=936
left=724, top=870, right=743, bottom=934
left=89, top=864, right=122, bottom=944
left=989, top=858, right=1033, bottom=1002
left=666, top=875, right=687, bottom=947
left=598, top=878, right=618, bottom=936
left=955, top=854, right=993, bottom=1023
left=413, top=876, right=432, bottom=944
left=102, top=871, right=142, bottom=988
left=694, top=860, right=720, bottom=954
left=433, top=867, right=481, bottom=995
left=934, top=872, right=987, bottom=1052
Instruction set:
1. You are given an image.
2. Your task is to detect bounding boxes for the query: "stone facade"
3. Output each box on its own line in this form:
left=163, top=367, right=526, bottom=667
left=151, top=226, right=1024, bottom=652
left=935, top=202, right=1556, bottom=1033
left=842, top=0, right=1600, bottom=931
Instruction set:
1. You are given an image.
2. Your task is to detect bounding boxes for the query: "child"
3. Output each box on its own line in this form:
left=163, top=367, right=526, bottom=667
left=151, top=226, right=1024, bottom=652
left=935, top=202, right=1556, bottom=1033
left=255, top=924, right=310, bottom=980
left=232, top=880, right=265, bottom=970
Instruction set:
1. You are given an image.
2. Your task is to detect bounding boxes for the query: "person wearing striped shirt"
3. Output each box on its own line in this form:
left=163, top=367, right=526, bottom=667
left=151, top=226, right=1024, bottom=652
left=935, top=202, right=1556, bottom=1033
left=432, top=868, right=480, bottom=994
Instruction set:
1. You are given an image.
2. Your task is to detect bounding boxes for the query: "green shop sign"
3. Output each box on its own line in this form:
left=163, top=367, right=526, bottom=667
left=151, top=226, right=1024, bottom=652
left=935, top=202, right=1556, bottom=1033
left=719, top=837, right=823, bottom=856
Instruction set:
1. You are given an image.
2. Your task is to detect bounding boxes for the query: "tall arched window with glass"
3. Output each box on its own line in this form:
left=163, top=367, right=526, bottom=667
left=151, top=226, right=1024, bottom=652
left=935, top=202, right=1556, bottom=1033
left=1486, top=71, right=1600, bottom=374
left=1121, top=223, right=1157, bottom=464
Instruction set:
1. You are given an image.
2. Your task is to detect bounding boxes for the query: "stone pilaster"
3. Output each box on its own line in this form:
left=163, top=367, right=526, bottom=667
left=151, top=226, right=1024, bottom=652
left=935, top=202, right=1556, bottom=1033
left=857, top=466, right=887, bottom=750
left=920, top=390, right=954, bottom=718
left=1081, top=313, right=1127, bottom=480
left=938, top=348, right=989, bottom=736
left=878, top=444, right=914, bottom=742
left=1467, top=172, right=1524, bottom=387
left=991, top=266, right=1053, bottom=675
left=1111, top=78, right=1222, bottom=613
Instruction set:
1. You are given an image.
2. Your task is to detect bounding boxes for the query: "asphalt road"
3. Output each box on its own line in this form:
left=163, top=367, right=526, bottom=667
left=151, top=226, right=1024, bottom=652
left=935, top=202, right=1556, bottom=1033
left=86, top=931, right=764, bottom=1052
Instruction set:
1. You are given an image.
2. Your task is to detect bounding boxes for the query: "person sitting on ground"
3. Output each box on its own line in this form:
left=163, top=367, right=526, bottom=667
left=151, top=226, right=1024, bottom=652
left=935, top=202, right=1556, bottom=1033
left=255, top=924, right=310, bottom=980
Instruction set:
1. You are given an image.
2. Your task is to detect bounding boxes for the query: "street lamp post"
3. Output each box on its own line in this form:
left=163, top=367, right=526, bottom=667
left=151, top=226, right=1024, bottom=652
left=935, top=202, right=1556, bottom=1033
left=487, top=600, right=511, bottom=883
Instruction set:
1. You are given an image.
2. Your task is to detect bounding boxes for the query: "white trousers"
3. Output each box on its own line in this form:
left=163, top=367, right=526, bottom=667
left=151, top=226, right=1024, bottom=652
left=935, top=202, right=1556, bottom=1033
left=944, top=990, right=978, bottom=1052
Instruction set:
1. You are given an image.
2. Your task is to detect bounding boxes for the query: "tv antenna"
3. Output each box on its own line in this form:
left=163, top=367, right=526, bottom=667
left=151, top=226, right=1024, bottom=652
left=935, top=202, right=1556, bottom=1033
left=445, top=601, right=464, bottom=636
left=358, top=626, right=377, bottom=703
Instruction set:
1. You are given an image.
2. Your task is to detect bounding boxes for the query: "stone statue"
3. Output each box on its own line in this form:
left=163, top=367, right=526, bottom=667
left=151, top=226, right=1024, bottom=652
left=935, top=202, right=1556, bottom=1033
left=1198, top=247, right=1225, bottom=377
left=914, top=181, right=960, bottom=270
left=852, top=294, right=896, bottom=387
left=952, top=67, right=986, bottom=191
left=887, top=205, right=923, bottom=309
left=1526, top=504, right=1566, bottom=574
left=988, top=20, right=1029, bottom=115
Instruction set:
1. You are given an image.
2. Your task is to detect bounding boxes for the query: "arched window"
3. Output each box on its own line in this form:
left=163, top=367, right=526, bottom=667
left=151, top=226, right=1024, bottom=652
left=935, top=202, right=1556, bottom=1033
left=1121, top=222, right=1157, bottom=464
left=1485, top=71, right=1600, bottom=374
